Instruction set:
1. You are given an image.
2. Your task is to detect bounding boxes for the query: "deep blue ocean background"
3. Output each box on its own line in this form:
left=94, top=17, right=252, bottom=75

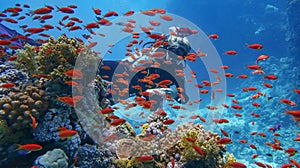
left=1, top=0, right=299, bottom=167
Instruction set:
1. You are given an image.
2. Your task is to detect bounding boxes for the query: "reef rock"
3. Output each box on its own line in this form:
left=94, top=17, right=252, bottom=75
left=75, top=143, right=113, bottom=168
left=34, top=148, right=69, bottom=168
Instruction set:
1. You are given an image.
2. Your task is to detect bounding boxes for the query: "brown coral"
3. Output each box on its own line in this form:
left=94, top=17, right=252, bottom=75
left=0, top=84, right=49, bottom=132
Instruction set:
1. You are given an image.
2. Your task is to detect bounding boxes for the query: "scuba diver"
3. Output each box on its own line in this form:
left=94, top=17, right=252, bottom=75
left=100, top=26, right=193, bottom=112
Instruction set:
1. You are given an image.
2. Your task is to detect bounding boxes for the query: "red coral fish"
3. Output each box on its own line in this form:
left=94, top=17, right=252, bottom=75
left=163, top=119, right=175, bottom=125
left=255, top=162, right=266, bottom=167
left=15, top=144, right=42, bottom=153
left=124, top=10, right=134, bottom=16
left=31, top=7, right=52, bottom=15
left=220, top=128, right=229, bottom=137
left=58, top=128, right=78, bottom=139
left=111, top=118, right=126, bottom=126
left=65, top=81, right=82, bottom=91
left=0, top=83, right=16, bottom=88
left=285, top=109, right=300, bottom=117
left=64, top=69, right=82, bottom=79
left=99, top=107, right=114, bottom=114
left=141, top=10, right=156, bottom=16
left=217, top=138, right=232, bottom=145
left=0, top=40, right=12, bottom=45
left=256, top=54, right=269, bottom=63
left=247, top=43, right=263, bottom=50
left=208, top=34, right=219, bottom=39
left=93, top=8, right=101, bottom=15
left=160, top=15, right=173, bottom=21
left=280, top=99, right=297, bottom=106
left=225, top=50, right=237, bottom=55
left=28, top=113, right=38, bottom=130
left=192, top=145, right=204, bottom=156
left=264, top=74, right=278, bottom=80
left=226, top=162, right=246, bottom=168
left=56, top=6, right=74, bottom=14
left=136, top=155, right=154, bottom=162
left=24, top=28, right=45, bottom=34
left=57, top=96, right=81, bottom=107
left=103, top=11, right=118, bottom=17
left=185, top=137, right=195, bottom=143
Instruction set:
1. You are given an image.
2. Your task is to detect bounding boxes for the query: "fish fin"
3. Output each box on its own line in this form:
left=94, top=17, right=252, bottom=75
left=16, top=149, right=31, bottom=155
left=58, top=127, right=67, bottom=131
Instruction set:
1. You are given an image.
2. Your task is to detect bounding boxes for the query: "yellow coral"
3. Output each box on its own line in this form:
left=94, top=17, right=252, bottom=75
left=141, top=123, right=149, bottom=135
left=15, top=35, right=83, bottom=79
left=178, top=124, right=226, bottom=167
left=223, top=152, right=237, bottom=168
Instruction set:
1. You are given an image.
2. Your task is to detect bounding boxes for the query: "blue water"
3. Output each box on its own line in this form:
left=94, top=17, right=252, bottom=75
left=1, top=1, right=299, bottom=167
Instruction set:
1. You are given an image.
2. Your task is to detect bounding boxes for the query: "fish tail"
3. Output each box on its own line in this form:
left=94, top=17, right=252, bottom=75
left=55, top=5, right=60, bottom=12
left=14, top=144, right=22, bottom=151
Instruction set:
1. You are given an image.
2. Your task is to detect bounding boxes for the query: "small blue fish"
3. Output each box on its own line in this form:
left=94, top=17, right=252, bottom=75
left=273, top=124, right=281, bottom=133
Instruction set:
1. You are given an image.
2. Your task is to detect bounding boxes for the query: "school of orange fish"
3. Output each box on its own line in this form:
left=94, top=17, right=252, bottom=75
left=0, top=3, right=299, bottom=168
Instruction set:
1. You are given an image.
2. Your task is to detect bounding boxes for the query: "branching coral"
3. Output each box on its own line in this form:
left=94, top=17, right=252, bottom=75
left=15, top=35, right=100, bottom=83
left=15, top=36, right=83, bottom=77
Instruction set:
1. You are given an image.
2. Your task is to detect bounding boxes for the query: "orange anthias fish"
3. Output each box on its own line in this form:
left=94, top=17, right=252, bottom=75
left=110, top=118, right=126, bottom=126
left=15, top=144, right=43, bottom=153
left=0, top=83, right=16, bottom=88
left=65, top=81, right=83, bottom=91
left=57, top=96, right=82, bottom=107
left=217, top=138, right=232, bottom=145
left=99, top=107, right=114, bottom=114
left=280, top=99, right=297, bottom=106
left=192, top=145, right=204, bottom=156
left=226, top=162, right=247, bottom=168
left=28, top=113, right=38, bottom=130
left=58, top=127, right=78, bottom=139
left=225, top=50, right=237, bottom=55
left=64, top=69, right=83, bottom=79
left=136, top=155, right=154, bottom=162
left=247, top=43, right=263, bottom=50
left=208, top=34, right=219, bottom=39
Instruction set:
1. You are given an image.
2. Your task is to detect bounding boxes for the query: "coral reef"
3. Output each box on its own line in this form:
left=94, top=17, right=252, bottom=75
left=0, top=83, right=49, bottom=132
left=0, top=61, right=28, bottom=85
left=179, top=124, right=225, bottom=165
left=112, top=123, right=233, bottom=168
left=0, top=119, right=11, bottom=146
left=15, top=36, right=82, bottom=77
left=75, top=143, right=114, bottom=168
left=32, top=108, right=82, bottom=158
left=15, top=35, right=100, bottom=83
left=34, top=148, right=69, bottom=168
left=33, top=108, right=73, bottom=142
